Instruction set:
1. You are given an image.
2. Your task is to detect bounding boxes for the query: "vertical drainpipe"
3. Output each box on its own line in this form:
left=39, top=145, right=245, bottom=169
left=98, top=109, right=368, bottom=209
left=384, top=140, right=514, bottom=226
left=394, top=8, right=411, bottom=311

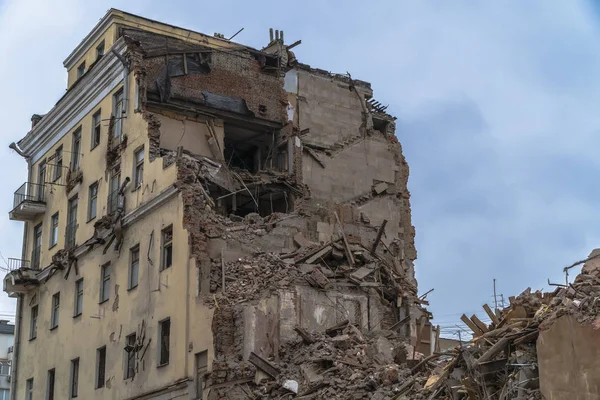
left=12, top=151, right=32, bottom=400
left=9, top=294, right=22, bottom=400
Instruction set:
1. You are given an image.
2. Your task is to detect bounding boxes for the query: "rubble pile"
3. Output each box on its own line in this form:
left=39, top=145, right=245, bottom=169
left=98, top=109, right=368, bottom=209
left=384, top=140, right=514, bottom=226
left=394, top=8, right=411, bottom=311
left=404, top=267, right=600, bottom=400
left=255, top=324, right=416, bottom=399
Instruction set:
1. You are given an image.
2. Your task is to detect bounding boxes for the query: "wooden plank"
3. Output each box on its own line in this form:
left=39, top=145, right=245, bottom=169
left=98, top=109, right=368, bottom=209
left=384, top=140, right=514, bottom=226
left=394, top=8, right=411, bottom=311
left=434, top=324, right=441, bottom=353
left=305, top=246, right=332, bottom=264
left=471, top=315, right=489, bottom=333
left=461, top=314, right=484, bottom=336
left=248, top=352, right=280, bottom=378
left=371, top=219, right=388, bottom=254
left=513, top=330, right=538, bottom=345
left=334, top=212, right=354, bottom=267
left=294, top=326, right=315, bottom=344
left=413, top=316, right=427, bottom=359
left=476, top=337, right=511, bottom=365
left=350, top=266, right=376, bottom=281
left=482, top=304, right=500, bottom=325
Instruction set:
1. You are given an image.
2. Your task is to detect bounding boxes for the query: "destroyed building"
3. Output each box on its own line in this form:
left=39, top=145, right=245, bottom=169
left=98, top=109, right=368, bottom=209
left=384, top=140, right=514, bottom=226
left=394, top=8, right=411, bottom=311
left=4, top=9, right=428, bottom=399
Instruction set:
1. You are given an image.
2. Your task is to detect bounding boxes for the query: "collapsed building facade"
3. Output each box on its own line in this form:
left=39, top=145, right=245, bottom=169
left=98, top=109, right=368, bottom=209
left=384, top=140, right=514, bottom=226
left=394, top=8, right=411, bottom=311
left=4, top=9, right=428, bottom=400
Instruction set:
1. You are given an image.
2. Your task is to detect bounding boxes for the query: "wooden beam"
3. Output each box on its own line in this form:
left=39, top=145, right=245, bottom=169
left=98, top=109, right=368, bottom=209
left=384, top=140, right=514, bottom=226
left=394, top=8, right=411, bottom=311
left=248, top=352, right=280, bottom=378
left=482, top=304, right=500, bottom=325
left=334, top=212, right=354, bottom=267
left=371, top=219, right=388, bottom=254
left=461, top=314, right=484, bottom=336
left=470, top=315, right=489, bottom=334
left=476, top=337, right=511, bottom=365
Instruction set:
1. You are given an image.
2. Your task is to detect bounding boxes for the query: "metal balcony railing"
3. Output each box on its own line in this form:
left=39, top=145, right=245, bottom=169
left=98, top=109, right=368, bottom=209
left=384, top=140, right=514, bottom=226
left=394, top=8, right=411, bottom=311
left=13, top=182, right=45, bottom=209
left=31, top=246, right=41, bottom=270
left=6, top=258, right=30, bottom=271
left=65, top=221, right=77, bottom=249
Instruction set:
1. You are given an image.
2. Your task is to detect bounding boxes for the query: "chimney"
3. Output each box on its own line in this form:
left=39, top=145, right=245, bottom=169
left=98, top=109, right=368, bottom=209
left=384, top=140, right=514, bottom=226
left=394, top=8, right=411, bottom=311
left=280, top=30, right=284, bottom=43
left=269, top=28, right=274, bottom=42
left=31, top=114, right=42, bottom=128
left=275, top=30, right=279, bottom=41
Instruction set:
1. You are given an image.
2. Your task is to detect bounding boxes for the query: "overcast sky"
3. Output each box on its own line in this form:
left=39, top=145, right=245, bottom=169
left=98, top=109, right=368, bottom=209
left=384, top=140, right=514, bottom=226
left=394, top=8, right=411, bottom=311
left=1, top=0, right=599, bottom=334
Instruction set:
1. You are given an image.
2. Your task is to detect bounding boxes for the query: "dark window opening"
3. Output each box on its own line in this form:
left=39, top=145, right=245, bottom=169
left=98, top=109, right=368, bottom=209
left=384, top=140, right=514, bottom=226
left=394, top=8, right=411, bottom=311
left=373, top=117, right=390, bottom=134
left=158, top=318, right=170, bottom=366
left=215, top=185, right=291, bottom=218
left=96, top=346, right=106, bottom=389
left=96, top=41, right=105, bottom=60
left=160, top=226, right=173, bottom=271
left=47, top=368, right=55, bottom=400
left=125, top=333, right=136, bottom=379
left=70, top=358, right=79, bottom=398
left=77, top=62, right=86, bottom=79
left=223, top=125, right=276, bottom=173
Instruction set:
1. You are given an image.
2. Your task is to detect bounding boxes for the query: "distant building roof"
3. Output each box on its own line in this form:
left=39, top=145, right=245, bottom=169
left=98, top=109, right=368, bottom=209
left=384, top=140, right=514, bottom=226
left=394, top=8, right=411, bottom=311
left=0, top=321, right=15, bottom=335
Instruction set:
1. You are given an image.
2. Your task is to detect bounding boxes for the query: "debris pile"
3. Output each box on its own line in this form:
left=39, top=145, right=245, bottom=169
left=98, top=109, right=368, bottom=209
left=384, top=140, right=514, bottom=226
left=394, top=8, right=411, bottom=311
left=404, top=267, right=600, bottom=400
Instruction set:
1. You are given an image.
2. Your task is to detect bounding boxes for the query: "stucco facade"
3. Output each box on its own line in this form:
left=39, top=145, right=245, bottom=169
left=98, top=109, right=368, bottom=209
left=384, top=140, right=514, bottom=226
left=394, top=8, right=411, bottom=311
left=5, top=9, right=423, bottom=400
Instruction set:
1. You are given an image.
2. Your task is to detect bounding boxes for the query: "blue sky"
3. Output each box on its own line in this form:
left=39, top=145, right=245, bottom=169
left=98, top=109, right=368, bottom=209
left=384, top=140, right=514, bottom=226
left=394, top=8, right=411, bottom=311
left=1, top=0, right=600, bottom=334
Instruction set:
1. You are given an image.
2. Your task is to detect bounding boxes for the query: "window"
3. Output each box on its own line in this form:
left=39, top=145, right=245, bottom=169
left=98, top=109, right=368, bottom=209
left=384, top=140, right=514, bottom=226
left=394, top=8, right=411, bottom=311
left=71, top=127, right=82, bottom=171
left=66, top=197, right=78, bottom=249
left=47, top=368, right=55, bottom=400
left=38, top=160, right=46, bottom=200
left=30, top=305, right=38, bottom=340
left=91, top=110, right=102, bottom=149
left=96, top=346, right=106, bottom=389
left=70, top=358, right=79, bottom=398
left=33, top=223, right=42, bottom=269
left=74, top=279, right=83, bottom=317
left=26, top=378, right=33, bottom=400
left=100, top=263, right=110, bottom=303
left=134, top=147, right=144, bottom=188
left=160, top=226, right=173, bottom=271
left=53, top=146, right=63, bottom=181
left=128, top=246, right=139, bottom=290
left=0, top=362, right=10, bottom=375
left=77, top=61, right=86, bottom=79
left=0, top=388, right=8, bottom=400
left=195, top=351, right=208, bottom=400
left=50, top=212, right=59, bottom=248
left=108, top=170, right=120, bottom=215
left=88, top=182, right=98, bottom=221
left=51, top=292, right=60, bottom=329
left=158, top=318, right=171, bottom=366
left=113, top=89, right=124, bottom=140
left=125, top=333, right=136, bottom=379
left=96, top=41, right=105, bottom=59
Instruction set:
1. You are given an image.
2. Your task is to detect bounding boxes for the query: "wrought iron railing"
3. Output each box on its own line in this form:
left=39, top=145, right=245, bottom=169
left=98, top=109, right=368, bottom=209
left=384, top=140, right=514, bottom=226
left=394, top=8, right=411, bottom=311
left=13, top=182, right=45, bottom=209
left=65, top=221, right=78, bottom=249
left=6, top=258, right=30, bottom=271
left=31, top=246, right=41, bottom=270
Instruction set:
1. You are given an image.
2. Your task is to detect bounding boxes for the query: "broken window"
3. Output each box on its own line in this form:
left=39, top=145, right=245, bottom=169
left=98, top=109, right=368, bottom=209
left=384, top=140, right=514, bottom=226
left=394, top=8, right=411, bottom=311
left=96, top=41, right=105, bottom=60
left=71, top=127, right=82, bottom=171
left=158, top=318, right=170, bottom=366
left=30, top=305, right=37, bottom=340
left=53, top=146, right=63, bottom=182
left=32, top=223, right=42, bottom=269
left=223, top=125, right=274, bottom=173
left=96, top=346, right=106, bottom=389
left=51, top=292, right=60, bottom=329
left=77, top=61, right=86, bottom=79
left=100, top=263, right=110, bottom=303
left=74, top=278, right=83, bottom=317
left=133, top=147, right=144, bottom=188
left=88, top=182, right=98, bottom=221
left=108, top=169, right=120, bottom=215
left=129, top=245, right=139, bottom=290
left=70, top=357, right=79, bottom=398
left=50, top=212, right=59, bottom=248
left=113, top=89, right=124, bottom=140
left=125, top=333, right=136, bottom=379
left=160, top=225, right=173, bottom=271
left=47, top=368, right=55, bottom=400
left=66, top=196, right=78, bottom=249
left=91, top=109, right=101, bottom=149
left=26, top=378, right=33, bottom=400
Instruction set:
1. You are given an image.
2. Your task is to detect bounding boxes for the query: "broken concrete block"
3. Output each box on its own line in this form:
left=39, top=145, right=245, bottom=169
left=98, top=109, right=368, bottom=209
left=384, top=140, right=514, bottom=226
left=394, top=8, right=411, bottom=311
left=369, top=336, right=395, bottom=364
left=307, top=268, right=330, bottom=289
left=373, top=182, right=389, bottom=194
left=349, top=266, right=376, bottom=281
left=330, top=334, right=352, bottom=349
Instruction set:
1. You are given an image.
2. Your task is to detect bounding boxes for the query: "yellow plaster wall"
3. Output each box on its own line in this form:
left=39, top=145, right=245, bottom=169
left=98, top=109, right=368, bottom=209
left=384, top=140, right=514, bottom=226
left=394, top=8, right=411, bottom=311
left=16, top=194, right=214, bottom=399
left=67, top=26, right=117, bottom=89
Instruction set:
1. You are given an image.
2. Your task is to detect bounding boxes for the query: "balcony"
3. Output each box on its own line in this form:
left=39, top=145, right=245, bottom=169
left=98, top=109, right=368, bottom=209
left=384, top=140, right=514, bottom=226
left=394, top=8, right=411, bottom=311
left=9, top=182, right=46, bottom=221
left=6, top=258, right=31, bottom=272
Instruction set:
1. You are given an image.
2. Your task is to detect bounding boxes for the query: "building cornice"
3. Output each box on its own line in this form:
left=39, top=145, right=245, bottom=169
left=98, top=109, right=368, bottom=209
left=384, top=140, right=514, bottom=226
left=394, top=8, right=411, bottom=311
left=63, top=9, right=116, bottom=69
left=19, top=38, right=127, bottom=165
